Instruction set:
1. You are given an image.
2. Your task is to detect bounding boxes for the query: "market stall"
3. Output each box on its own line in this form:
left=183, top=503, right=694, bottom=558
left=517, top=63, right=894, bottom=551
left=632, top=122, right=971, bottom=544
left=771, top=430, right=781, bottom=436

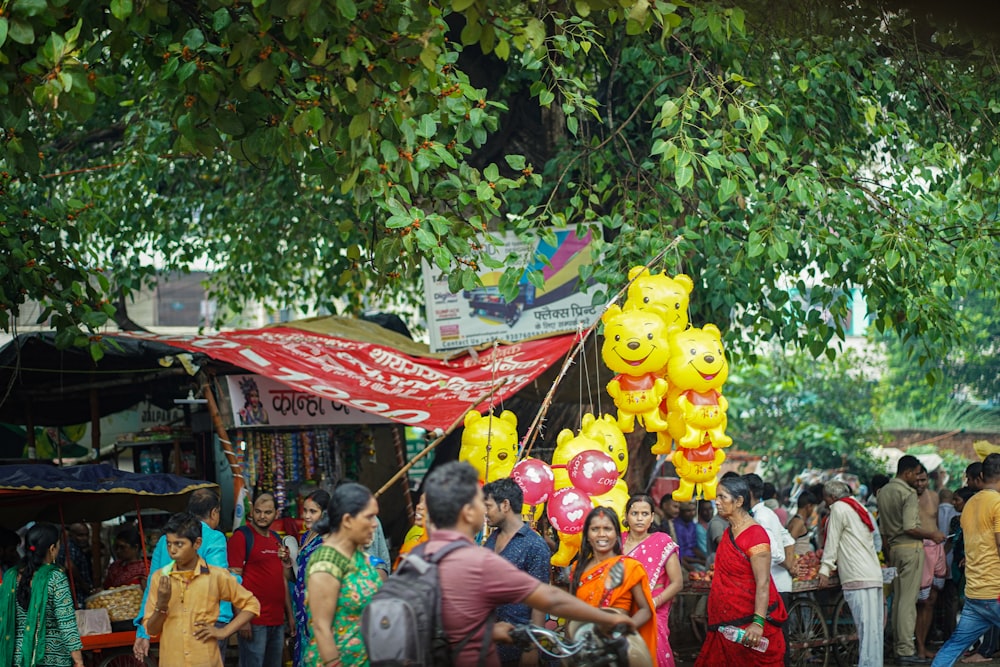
left=0, top=463, right=217, bottom=667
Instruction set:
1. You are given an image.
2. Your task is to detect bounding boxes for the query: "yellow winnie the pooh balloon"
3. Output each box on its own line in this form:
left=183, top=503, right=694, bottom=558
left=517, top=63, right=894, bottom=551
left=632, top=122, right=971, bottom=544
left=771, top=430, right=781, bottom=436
left=623, top=267, right=694, bottom=334
left=601, top=305, right=671, bottom=434
left=579, top=413, right=629, bottom=478
left=660, top=324, right=732, bottom=454
left=459, top=410, right=519, bottom=484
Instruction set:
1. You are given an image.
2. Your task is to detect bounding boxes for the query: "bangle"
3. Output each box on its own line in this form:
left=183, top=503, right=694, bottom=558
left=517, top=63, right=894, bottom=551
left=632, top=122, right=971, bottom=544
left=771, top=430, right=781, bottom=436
left=752, top=614, right=765, bottom=627
left=154, top=607, right=168, bottom=614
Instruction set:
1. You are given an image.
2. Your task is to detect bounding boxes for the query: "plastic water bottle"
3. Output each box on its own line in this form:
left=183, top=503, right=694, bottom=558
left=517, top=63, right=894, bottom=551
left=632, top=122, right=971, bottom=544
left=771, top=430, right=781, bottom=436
left=718, top=625, right=769, bottom=652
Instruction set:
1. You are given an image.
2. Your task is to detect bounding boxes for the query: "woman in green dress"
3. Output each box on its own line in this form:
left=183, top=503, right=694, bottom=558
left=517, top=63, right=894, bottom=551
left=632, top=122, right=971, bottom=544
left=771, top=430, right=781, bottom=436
left=304, top=482, right=382, bottom=667
left=0, top=522, right=84, bottom=667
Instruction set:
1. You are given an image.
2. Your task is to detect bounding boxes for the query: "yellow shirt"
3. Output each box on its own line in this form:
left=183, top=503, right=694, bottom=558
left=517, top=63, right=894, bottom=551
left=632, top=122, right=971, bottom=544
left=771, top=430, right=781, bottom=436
left=962, top=489, right=1000, bottom=601
left=143, top=558, right=260, bottom=667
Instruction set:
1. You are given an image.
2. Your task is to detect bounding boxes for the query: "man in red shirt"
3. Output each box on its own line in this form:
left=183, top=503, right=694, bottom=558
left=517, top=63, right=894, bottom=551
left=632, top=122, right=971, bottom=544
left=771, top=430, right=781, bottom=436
left=227, top=492, right=294, bottom=667
left=423, top=461, right=637, bottom=666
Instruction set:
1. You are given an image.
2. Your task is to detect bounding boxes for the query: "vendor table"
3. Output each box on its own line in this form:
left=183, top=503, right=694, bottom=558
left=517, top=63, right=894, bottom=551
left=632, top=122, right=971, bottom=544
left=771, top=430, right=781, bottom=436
left=81, top=628, right=157, bottom=667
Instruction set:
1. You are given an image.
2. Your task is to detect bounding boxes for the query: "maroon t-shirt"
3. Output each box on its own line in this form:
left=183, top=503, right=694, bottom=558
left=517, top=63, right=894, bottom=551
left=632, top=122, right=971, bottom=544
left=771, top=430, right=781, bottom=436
left=227, top=527, right=285, bottom=626
left=425, top=530, right=544, bottom=667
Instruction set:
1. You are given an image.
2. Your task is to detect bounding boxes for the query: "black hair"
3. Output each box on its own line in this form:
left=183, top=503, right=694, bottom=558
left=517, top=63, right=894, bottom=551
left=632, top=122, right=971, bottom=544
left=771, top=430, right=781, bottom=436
left=797, top=492, right=819, bottom=509
left=897, top=455, right=922, bottom=476
left=719, top=476, right=752, bottom=514
left=314, top=482, right=373, bottom=535
left=626, top=494, right=656, bottom=517
left=870, top=474, right=890, bottom=494
left=425, top=461, right=480, bottom=530
left=114, top=526, right=142, bottom=548
left=626, top=494, right=656, bottom=529
left=570, top=506, right=623, bottom=595
left=482, top=477, right=524, bottom=514
left=742, top=473, right=764, bottom=503
left=967, top=461, right=984, bottom=483
left=305, top=488, right=331, bottom=510
left=187, top=489, right=221, bottom=520
left=17, top=523, right=61, bottom=609
left=954, top=486, right=977, bottom=503
left=720, top=471, right=741, bottom=481
left=762, top=482, right=777, bottom=501
left=983, top=454, right=1000, bottom=483
left=658, top=494, right=676, bottom=509
left=164, top=512, right=203, bottom=544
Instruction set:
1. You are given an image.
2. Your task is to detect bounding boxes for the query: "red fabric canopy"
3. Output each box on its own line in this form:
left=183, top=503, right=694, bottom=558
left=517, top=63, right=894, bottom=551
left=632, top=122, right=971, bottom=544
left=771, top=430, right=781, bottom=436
left=121, top=327, right=577, bottom=432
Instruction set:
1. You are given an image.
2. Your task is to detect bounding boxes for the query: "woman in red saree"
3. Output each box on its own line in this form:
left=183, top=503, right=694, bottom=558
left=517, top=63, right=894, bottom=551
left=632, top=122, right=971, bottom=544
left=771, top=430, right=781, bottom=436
left=570, top=506, right=657, bottom=658
left=623, top=494, right=683, bottom=667
left=696, top=475, right=787, bottom=666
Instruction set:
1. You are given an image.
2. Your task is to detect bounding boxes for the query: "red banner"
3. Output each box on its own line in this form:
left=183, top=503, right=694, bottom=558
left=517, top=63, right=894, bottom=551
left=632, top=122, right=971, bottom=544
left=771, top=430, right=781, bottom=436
left=120, top=328, right=576, bottom=432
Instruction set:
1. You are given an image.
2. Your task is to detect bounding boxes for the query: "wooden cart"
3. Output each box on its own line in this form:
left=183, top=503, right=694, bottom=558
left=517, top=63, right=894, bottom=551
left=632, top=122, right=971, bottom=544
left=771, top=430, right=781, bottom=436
left=81, top=629, right=157, bottom=667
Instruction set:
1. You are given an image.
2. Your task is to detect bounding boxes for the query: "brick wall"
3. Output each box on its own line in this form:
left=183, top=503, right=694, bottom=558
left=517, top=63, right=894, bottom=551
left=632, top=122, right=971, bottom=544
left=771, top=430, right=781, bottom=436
left=890, top=429, right=1000, bottom=461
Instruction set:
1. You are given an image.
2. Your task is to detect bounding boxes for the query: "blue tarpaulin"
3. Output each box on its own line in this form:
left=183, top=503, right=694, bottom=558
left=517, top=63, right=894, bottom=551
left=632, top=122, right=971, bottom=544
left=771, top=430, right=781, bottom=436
left=0, top=462, right=215, bottom=528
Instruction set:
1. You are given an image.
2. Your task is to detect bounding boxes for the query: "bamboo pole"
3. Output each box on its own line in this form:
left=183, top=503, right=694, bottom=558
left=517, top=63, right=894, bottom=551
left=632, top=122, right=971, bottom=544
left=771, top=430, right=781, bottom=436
left=200, top=376, right=245, bottom=500
left=375, top=380, right=507, bottom=498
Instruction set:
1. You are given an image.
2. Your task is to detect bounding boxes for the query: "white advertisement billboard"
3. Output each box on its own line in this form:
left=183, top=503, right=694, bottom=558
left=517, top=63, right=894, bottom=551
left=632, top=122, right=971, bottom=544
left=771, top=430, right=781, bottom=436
left=423, top=227, right=598, bottom=351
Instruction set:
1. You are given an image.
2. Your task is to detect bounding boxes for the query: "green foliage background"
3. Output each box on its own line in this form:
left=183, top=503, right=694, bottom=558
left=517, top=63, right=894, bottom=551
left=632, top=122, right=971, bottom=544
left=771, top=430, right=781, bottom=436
left=725, top=348, right=889, bottom=490
left=0, top=0, right=998, bottom=378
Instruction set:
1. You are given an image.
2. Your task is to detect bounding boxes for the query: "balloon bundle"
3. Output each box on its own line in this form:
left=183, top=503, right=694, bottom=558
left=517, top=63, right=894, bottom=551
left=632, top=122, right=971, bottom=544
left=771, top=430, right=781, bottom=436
left=600, top=267, right=731, bottom=502
left=456, top=264, right=732, bottom=566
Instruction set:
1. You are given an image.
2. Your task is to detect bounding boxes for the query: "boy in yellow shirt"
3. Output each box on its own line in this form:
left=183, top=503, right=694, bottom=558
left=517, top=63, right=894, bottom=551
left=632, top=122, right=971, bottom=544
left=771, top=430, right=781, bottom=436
left=144, top=512, right=260, bottom=667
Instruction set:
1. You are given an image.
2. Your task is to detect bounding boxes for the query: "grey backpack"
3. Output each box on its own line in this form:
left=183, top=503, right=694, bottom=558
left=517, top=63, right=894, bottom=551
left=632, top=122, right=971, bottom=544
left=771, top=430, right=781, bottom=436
left=361, top=540, right=493, bottom=666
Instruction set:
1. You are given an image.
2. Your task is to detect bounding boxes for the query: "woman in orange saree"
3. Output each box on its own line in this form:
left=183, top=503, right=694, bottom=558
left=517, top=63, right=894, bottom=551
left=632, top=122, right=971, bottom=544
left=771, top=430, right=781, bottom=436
left=570, top=506, right=657, bottom=658
left=392, top=494, right=427, bottom=571
left=695, top=475, right=787, bottom=666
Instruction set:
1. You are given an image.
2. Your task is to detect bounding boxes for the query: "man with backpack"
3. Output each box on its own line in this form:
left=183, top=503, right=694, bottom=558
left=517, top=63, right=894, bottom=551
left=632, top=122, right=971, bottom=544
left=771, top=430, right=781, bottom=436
left=227, top=492, right=294, bottom=667
left=364, top=461, right=636, bottom=667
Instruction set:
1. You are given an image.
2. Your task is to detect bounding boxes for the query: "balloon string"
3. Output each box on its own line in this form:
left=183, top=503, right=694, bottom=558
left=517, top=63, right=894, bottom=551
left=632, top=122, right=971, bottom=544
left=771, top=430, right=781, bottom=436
left=518, top=238, right=680, bottom=460
left=484, top=339, right=501, bottom=484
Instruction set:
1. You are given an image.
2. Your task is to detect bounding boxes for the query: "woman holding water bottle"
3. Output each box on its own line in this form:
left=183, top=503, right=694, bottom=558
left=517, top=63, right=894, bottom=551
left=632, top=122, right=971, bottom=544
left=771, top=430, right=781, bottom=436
left=695, top=475, right=787, bottom=665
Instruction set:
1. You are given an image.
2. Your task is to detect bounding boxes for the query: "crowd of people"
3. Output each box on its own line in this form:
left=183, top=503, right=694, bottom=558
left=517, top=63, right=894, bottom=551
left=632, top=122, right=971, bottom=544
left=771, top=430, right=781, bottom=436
left=2, top=454, right=1000, bottom=666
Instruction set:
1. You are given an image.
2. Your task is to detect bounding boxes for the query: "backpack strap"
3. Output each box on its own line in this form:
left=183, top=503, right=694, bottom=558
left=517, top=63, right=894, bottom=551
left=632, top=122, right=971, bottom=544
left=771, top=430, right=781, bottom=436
left=237, top=525, right=254, bottom=567
left=421, top=539, right=494, bottom=667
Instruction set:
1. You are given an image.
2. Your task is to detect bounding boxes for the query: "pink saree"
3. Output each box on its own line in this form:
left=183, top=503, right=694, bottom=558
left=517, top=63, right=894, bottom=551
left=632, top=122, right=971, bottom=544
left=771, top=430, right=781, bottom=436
left=623, top=531, right=679, bottom=667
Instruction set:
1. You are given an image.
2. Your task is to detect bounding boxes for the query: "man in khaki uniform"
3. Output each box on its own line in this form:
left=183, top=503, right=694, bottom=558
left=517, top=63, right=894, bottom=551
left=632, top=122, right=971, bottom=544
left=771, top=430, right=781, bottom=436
left=878, top=455, right=946, bottom=664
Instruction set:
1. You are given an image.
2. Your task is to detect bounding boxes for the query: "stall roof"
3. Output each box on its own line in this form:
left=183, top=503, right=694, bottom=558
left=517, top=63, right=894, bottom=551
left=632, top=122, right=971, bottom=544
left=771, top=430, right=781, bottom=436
left=0, top=316, right=585, bottom=431
left=118, top=321, right=578, bottom=432
left=0, top=333, right=206, bottom=426
left=0, top=462, right=216, bottom=527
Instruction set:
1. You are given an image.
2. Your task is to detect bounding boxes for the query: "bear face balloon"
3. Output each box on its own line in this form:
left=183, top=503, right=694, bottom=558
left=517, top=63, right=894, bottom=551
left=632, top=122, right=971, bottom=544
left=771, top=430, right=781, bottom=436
left=664, top=324, right=732, bottom=450
left=459, top=409, right=519, bottom=484
left=623, top=267, right=695, bottom=334
left=601, top=305, right=671, bottom=434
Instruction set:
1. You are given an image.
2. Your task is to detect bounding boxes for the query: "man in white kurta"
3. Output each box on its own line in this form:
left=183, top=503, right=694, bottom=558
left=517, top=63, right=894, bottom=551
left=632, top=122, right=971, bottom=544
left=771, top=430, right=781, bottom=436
left=818, top=480, right=884, bottom=667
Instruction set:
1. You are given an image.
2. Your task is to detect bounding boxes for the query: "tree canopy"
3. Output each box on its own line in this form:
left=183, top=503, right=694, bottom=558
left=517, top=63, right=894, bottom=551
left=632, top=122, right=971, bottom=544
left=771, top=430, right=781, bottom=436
left=2, top=0, right=999, bottom=368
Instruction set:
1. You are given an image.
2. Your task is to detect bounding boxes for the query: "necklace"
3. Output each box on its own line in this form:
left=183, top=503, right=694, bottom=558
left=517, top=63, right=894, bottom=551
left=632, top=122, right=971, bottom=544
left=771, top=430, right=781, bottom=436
left=730, top=514, right=753, bottom=534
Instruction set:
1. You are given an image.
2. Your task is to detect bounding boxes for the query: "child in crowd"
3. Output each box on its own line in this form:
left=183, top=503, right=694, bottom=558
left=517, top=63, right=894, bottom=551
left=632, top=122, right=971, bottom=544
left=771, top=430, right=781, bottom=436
left=143, top=512, right=260, bottom=667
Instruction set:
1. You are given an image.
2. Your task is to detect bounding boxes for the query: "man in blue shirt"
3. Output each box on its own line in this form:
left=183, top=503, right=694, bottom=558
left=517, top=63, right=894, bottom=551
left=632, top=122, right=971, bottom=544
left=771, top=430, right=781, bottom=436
left=132, top=488, right=234, bottom=661
left=483, top=478, right=552, bottom=667
left=675, top=501, right=706, bottom=571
